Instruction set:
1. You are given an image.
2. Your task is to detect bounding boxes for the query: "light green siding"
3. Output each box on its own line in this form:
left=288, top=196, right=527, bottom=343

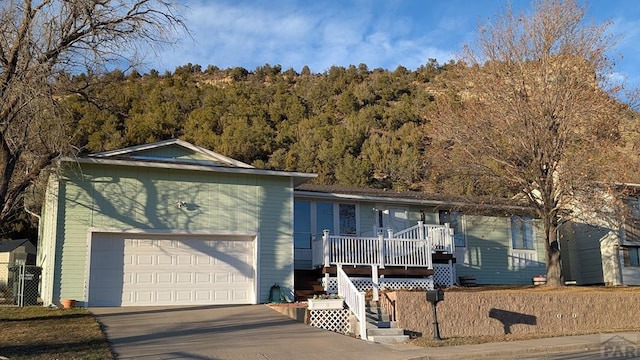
left=456, top=215, right=546, bottom=284
left=257, top=177, right=294, bottom=301
left=355, top=202, right=436, bottom=237
left=293, top=195, right=547, bottom=285
left=559, top=222, right=607, bottom=285
left=358, top=202, right=377, bottom=236
left=135, top=144, right=212, bottom=161
left=45, top=162, right=294, bottom=305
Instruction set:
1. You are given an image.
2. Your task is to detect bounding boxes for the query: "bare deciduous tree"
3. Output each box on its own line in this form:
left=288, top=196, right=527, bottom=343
left=0, top=0, right=185, bottom=233
left=432, top=0, right=639, bottom=286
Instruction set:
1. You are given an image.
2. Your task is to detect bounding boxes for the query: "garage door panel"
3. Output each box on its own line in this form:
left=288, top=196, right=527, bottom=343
left=89, top=234, right=255, bottom=306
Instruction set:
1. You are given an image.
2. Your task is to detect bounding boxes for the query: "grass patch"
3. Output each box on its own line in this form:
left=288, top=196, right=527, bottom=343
left=0, top=306, right=113, bottom=360
left=444, top=284, right=640, bottom=293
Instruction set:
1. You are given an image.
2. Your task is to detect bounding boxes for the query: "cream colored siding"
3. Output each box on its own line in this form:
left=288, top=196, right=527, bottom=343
left=37, top=175, right=61, bottom=305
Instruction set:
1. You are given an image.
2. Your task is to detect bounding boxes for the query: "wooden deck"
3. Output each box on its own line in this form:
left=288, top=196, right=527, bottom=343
left=320, top=265, right=434, bottom=277
left=312, top=222, right=455, bottom=270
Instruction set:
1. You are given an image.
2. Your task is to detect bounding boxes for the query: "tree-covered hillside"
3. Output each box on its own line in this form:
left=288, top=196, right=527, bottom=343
left=63, top=60, right=455, bottom=192
left=61, top=60, right=639, bottom=199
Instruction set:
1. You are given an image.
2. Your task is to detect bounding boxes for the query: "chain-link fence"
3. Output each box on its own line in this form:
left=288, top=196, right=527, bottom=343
left=0, top=263, right=41, bottom=306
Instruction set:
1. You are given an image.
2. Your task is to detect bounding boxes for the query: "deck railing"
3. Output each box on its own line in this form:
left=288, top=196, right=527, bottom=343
left=337, top=266, right=367, bottom=340
left=392, top=222, right=454, bottom=253
left=313, top=225, right=440, bottom=269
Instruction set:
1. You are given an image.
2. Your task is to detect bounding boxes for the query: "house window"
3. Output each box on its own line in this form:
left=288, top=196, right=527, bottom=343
left=623, top=247, right=640, bottom=267
left=439, top=210, right=465, bottom=247
left=316, top=202, right=334, bottom=238
left=294, top=201, right=311, bottom=249
left=339, top=204, right=357, bottom=235
left=630, top=197, right=640, bottom=220
left=511, top=215, right=534, bottom=250
left=624, top=197, right=640, bottom=243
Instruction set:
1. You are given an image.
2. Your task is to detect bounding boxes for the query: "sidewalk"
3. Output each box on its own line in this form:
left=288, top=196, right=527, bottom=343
left=383, top=332, right=640, bottom=359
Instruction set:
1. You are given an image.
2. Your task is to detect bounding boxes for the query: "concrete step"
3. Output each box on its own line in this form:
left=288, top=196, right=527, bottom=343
left=365, top=308, right=392, bottom=323
left=365, top=315, right=393, bottom=325
left=367, top=327, right=405, bottom=337
left=365, top=320, right=397, bottom=329
left=367, top=334, right=410, bottom=344
left=364, top=301, right=407, bottom=344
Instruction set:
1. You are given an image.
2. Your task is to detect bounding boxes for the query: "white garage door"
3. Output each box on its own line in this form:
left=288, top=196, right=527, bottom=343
left=88, top=233, right=255, bottom=306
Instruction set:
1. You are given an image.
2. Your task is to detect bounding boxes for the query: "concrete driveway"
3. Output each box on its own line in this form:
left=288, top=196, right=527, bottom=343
left=91, top=305, right=426, bottom=360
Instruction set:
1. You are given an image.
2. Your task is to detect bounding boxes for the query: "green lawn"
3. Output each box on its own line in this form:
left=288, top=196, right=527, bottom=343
left=0, top=306, right=113, bottom=359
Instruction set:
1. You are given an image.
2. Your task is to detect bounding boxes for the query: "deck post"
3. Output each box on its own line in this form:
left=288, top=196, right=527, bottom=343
left=445, top=223, right=453, bottom=253
left=371, top=265, right=379, bottom=301
left=418, top=220, right=425, bottom=240
left=449, top=259, right=456, bottom=286
left=322, top=229, right=330, bottom=267
left=324, top=272, right=330, bottom=292
left=377, top=232, right=385, bottom=269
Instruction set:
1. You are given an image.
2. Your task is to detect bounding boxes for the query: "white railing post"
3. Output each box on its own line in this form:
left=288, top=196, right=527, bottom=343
left=337, top=266, right=367, bottom=341
left=371, top=265, right=379, bottom=301
left=322, top=229, right=330, bottom=267
left=446, top=223, right=454, bottom=253
left=418, top=220, right=425, bottom=240
left=378, top=232, right=385, bottom=269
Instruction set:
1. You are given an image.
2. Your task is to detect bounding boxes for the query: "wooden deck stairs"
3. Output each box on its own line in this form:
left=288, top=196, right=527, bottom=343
left=294, top=269, right=325, bottom=301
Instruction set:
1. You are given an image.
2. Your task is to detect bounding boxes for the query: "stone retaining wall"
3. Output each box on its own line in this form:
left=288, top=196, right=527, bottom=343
left=392, top=289, right=640, bottom=338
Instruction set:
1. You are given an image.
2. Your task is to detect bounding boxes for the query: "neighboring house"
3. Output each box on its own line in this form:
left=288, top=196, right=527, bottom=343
left=0, top=239, right=37, bottom=290
left=293, top=184, right=547, bottom=287
left=560, top=189, right=640, bottom=286
left=37, top=139, right=316, bottom=307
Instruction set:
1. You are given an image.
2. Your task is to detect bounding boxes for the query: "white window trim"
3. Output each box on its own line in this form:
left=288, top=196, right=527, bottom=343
left=439, top=210, right=468, bottom=265
left=438, top=210, right=467, bottom=248
left=334, top=202, right=359, bottom=236
left=508, top=216, right=539, bottom=268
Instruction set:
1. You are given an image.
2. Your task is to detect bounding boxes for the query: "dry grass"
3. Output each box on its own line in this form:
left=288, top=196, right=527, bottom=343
left=444, top=284, right=640, bottom=293
left=0, top=306, right=113, bottom=360
left=410, top=328, right=640, bottom=348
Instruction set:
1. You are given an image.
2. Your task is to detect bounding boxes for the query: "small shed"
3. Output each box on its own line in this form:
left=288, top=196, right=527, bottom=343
left=0, top=239, right=37, bottom=289
left=0, top=239, right=36, bottom=265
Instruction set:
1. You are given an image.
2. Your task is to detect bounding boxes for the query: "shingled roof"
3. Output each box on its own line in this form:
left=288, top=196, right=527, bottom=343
left=295, top=183, right=534, bottom=214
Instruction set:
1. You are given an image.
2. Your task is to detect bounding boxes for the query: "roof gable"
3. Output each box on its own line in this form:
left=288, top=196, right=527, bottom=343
left=0, top=239, right=35, bottom=253
left=87, top=139, right=254, bottom=168
left=70, top=139, right=316, bottom=186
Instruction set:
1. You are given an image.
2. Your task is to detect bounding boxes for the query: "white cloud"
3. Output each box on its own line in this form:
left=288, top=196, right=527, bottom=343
left=146, top=1, right=483, bottom=73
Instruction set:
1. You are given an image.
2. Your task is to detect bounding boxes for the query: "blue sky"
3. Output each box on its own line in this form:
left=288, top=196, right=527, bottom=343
left=149, top=0, right=640, bottom=84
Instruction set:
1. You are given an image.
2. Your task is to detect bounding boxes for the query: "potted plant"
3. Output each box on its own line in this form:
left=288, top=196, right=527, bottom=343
left=60, top=298, right=76, bottom=309
left=532, top=275, right=546, bottom=285
left=307, top=294, right=344, bottom=310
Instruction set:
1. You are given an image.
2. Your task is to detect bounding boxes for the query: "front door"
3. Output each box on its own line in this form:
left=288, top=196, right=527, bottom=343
left=383, top=207, right=410, bottom=233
